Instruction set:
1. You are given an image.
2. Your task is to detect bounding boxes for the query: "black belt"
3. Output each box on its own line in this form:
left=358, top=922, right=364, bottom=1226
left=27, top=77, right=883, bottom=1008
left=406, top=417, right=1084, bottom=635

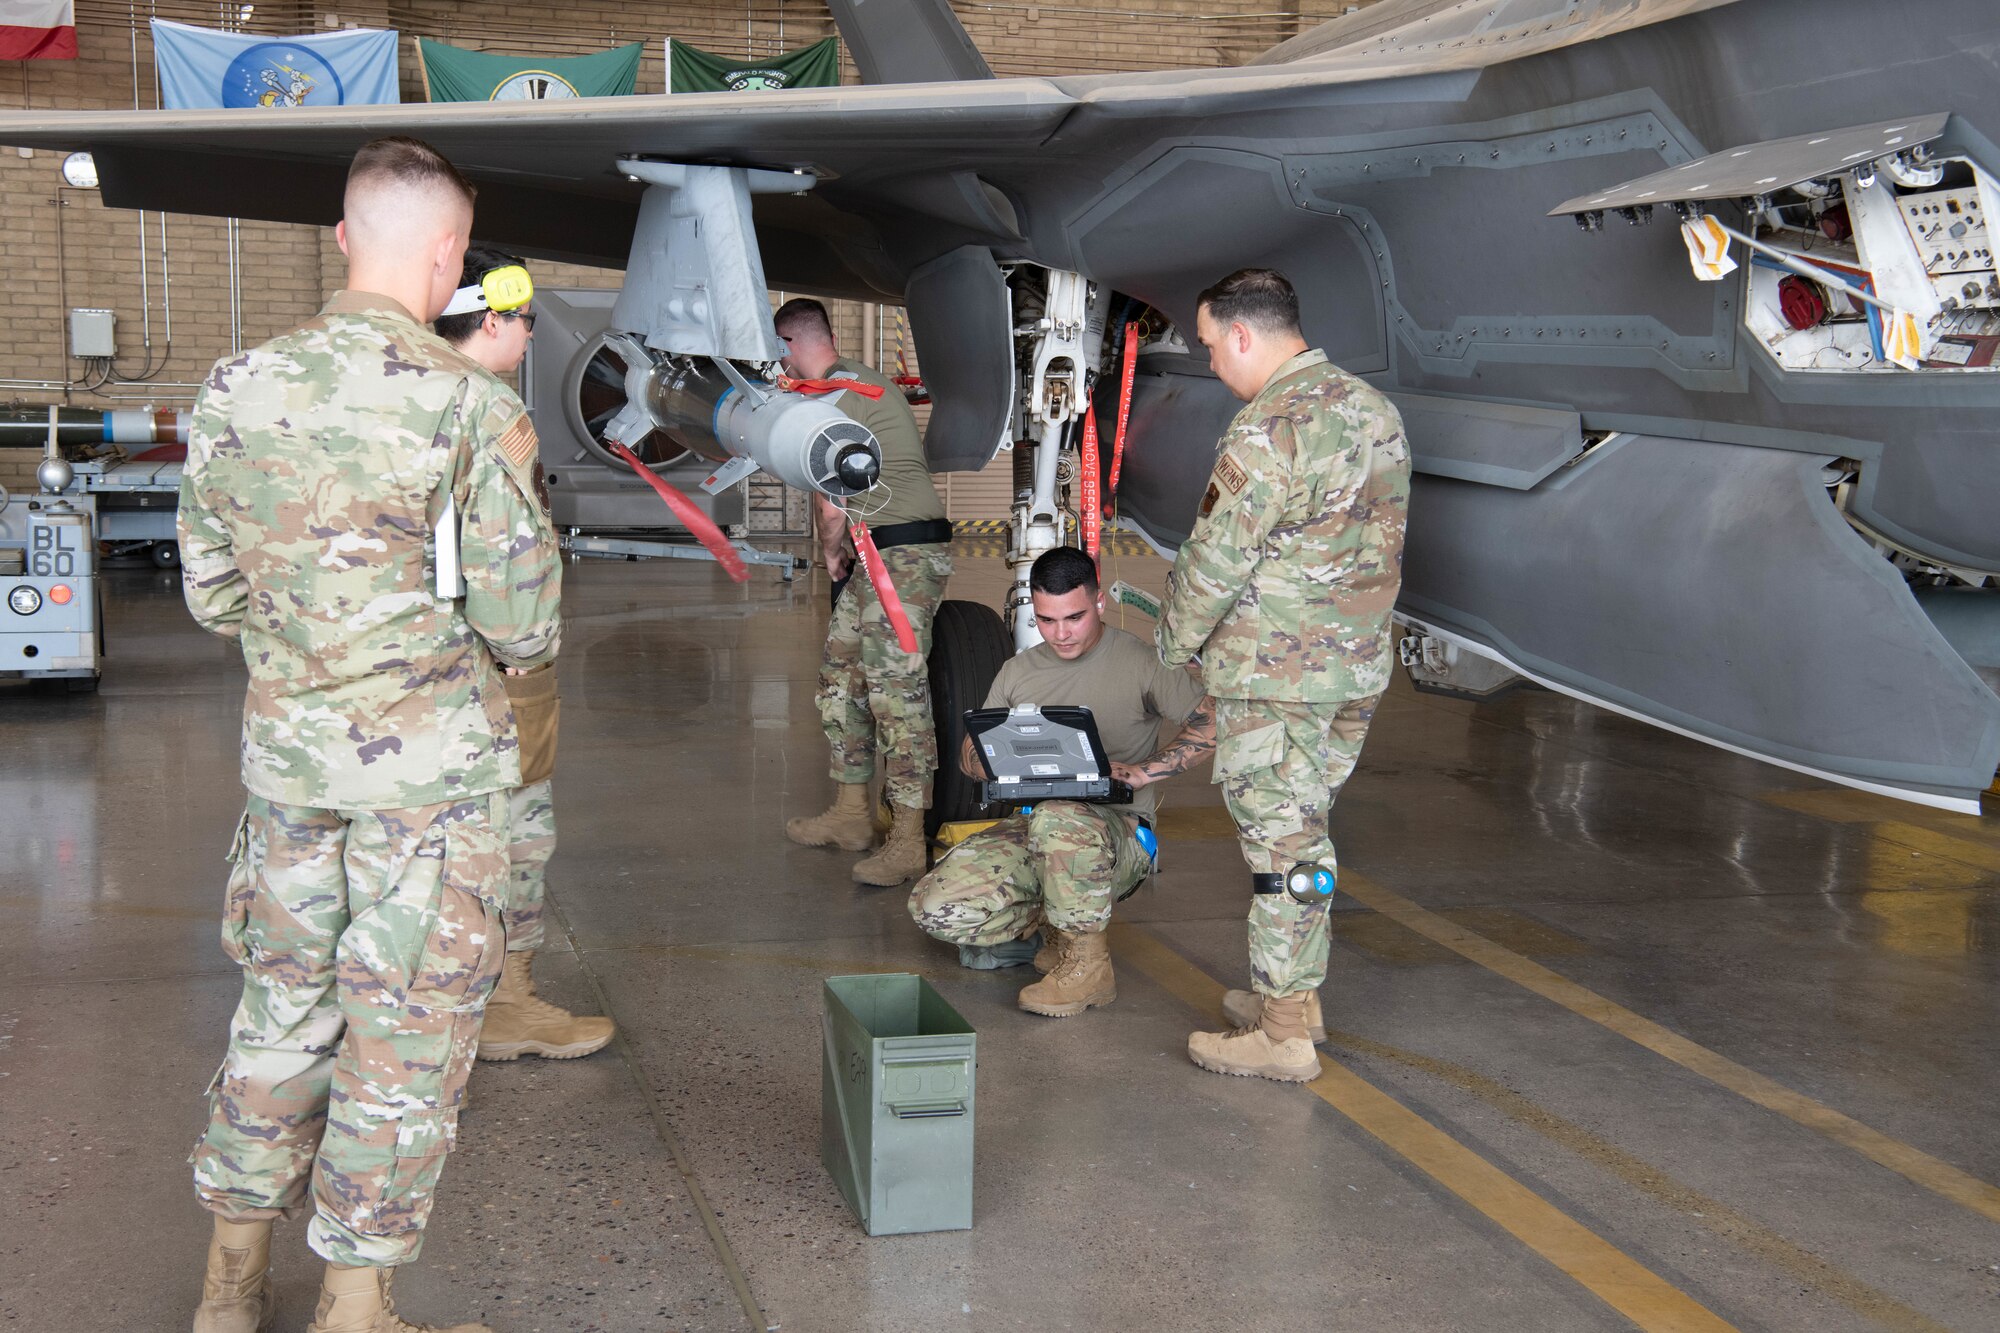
left=868, top=518, right=954, bottom=550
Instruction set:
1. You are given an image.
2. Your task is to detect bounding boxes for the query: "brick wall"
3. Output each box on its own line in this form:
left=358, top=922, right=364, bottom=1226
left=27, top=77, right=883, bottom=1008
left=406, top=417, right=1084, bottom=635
left=0, top=0, right=1368, bottom=497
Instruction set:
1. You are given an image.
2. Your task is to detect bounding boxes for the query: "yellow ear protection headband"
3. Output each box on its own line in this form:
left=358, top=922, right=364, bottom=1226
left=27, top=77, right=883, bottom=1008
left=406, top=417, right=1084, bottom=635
left=440, top=263, right=534, bottom=318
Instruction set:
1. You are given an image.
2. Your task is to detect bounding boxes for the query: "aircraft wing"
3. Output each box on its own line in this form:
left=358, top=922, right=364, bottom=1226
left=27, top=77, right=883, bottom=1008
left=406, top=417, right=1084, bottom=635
left=0, top=81, right=1084, bottom=278
left=0, top=2, right=1747, bottom=284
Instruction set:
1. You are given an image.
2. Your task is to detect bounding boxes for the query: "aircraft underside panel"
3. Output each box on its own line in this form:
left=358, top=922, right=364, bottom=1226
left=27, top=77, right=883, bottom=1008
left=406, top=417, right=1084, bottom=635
left=903, top=247, right=1015, bottom=473
left=1098, top=357, right=1239, bottom=551
left=1387, top=392, right=1583, bottom=489
left=1069, top=148, right=1388, bottom=373
left=1400, top=434, right=2000, bottom=810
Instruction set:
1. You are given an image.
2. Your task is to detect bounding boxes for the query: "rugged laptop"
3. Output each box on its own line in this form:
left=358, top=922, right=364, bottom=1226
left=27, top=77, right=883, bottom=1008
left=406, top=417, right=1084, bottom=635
left=964, top=704, right=1134, bottom=806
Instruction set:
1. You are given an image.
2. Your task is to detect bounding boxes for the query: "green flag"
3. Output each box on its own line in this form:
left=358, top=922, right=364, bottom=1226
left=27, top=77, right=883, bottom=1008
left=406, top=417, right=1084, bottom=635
left=667, top=36, right=838, bottom=93
left=418, top=37, right=642, bottom=102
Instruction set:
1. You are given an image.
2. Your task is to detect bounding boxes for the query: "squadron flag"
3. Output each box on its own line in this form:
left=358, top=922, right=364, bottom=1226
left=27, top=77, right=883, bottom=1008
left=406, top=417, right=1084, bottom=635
left=417, top=38, right=643, bottom=102
left=151, top=19, right=400, bottom=110
left=666, top=36, right=838, bottom=93
left=0, top=2, right=76, bottom=59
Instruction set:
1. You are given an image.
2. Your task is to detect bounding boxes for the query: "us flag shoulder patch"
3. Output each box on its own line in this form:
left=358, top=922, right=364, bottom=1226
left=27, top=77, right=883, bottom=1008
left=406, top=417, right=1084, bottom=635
left=498, top=416, right=538, bottom=469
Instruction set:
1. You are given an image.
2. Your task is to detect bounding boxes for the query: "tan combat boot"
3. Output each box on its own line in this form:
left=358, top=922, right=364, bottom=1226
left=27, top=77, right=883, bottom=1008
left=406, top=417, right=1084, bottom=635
left=192, top=1217, right=275, bottom=1333
left=476, top=951, right=615, bottom=1062
left=305, top=1264, right=491, bottom=1333
left=1188, top=993, right=1321, bottom=1082
left=1018, top=929, right=1116, bottom=1017
left=785, top=782, right=877, bottom=851
left=1030, top=924, right=1061, bottom=975
left=1220, top=987, right=1327, bottom=1043
left=852, top=804, right=928, bottom=886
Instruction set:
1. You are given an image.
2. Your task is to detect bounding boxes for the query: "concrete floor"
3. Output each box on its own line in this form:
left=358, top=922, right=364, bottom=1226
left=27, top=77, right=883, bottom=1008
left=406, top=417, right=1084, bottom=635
left=2, top=548, right=1996, bottom=1333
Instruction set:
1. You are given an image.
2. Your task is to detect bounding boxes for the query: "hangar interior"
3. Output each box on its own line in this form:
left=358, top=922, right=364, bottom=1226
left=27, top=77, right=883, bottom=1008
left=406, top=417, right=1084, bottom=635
left=3, top=2, right=1999, bottom=1332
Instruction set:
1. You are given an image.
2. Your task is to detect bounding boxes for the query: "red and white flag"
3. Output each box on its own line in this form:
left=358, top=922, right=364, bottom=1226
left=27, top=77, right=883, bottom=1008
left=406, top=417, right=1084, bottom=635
left=0, top=2, right=77, bottom=60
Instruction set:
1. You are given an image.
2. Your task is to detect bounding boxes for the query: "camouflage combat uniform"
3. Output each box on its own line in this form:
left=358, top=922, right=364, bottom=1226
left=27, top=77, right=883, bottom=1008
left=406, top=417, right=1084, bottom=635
left=504, top=778, right=556, bottom=952
left=910, top=627, right=1201, bottom=943
left=913, top=803, right=1149, bottom=942
left=178, top=290, right=562, bottom=1268
left=1157, top=348, right=1409, bottom=998
left=493, top=434, right=562, bottom=957
left=817, top=357, right=952, bottom=809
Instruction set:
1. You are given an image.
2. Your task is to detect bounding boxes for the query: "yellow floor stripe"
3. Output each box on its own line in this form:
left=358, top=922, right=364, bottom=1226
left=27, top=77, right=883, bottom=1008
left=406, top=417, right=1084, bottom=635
left=1761, top=789, right=2000, bottom=859
left=1110, top=925, right=1738, bottom=1333
left=1763, top=786, right=2000, bottom=833
left=1823, top=820, right=2000, bottom=877
left=1322, top=1027, right=1951, bottom=1333
left=1336, top=873, right=2000, bottom=1226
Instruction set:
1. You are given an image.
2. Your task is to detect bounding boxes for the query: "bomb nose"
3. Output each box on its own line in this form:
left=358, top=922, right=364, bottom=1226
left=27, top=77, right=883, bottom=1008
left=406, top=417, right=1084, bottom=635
left=835, top=443, right=880, bottom=492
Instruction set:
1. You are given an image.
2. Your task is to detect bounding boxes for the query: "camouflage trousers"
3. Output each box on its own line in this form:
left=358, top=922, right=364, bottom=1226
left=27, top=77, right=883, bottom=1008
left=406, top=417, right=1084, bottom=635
left=1214, top=695, right=1380, bottom=998
left=505, top=780, right=556, bottom=953
left=908, top=802, right=1149, bottom=943
left=190, top=792, right=509, bottom=1267
left=819, top=541, right=952, bottom=809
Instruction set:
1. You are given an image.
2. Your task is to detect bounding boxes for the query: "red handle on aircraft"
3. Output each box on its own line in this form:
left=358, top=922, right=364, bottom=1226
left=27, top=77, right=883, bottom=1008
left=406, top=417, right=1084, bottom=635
left=1105, top=321, right=1140, bottom=507
left=1079, top=401, right=1102, bottom=560
left=848, top=517, right=920, bottom=655
left=775, top=375, right=885, bottom=399
left=607, top=439, right=750, bottom=583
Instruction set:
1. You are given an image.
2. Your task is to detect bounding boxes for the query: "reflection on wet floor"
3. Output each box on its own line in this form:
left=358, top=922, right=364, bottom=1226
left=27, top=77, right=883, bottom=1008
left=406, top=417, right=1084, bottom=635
left=1758, top=787, right=1996, bottom=955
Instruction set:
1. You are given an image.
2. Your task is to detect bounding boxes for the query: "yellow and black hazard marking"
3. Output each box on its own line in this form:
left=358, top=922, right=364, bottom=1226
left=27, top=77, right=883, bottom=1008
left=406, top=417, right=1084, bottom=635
left=949, top=520, right=1155, bottom=558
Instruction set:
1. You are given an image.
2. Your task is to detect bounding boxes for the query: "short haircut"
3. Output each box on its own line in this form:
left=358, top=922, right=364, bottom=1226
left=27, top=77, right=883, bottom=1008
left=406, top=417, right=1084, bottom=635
left=773, top=296, right=833, bottom=340
left=347, top=135, right=476, bottom=210
left=1030, top=545, right=1099, bottom=597
left=1196, top=267, right=1300, bottom=337
left=435, top=243, right=526, bottom=346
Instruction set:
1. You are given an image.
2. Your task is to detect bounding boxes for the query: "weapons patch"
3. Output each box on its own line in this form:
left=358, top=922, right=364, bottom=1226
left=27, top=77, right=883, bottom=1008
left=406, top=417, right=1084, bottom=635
left=1215, top=450, right=1250, bottom=497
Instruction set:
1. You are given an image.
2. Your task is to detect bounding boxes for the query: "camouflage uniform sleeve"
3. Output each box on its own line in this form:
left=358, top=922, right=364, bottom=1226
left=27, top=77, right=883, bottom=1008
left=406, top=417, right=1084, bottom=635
left=175, top=377, right=247, bottom=640
left=458, top=402, right=562, bottom=669
left=1146, top=656, right=1208, bottom=727
left=1155, top=414, right=1300, bottom=666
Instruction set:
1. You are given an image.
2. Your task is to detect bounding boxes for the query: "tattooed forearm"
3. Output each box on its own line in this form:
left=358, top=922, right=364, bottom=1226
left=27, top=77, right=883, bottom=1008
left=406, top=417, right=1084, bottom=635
left=1137, top=696, right=1217, bottom=781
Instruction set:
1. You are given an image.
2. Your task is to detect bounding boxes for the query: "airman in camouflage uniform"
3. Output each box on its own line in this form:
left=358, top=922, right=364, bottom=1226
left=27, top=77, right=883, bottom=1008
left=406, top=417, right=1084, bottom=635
left=911, top=547, right=1212, bottom=1018
left=180, top=137, right=556, bottom=1333
left=1157, top=268, right=1410, bottom=1083
left=778, top=297, right=953, bottom=888
left=435, top=244, right=616, bottom=1065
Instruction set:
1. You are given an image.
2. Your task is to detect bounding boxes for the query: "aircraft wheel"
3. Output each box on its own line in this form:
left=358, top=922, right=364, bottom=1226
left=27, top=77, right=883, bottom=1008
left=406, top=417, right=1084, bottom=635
left=150, top=541, right=180, bottom=569
left=927, top=599, right=1011, bottom=837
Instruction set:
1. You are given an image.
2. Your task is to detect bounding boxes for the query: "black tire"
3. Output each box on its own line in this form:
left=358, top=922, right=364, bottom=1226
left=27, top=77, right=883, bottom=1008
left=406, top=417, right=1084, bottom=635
left=150, top=541, right=180, bottom=569
left=927, top=599, right=1012, bottom=836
